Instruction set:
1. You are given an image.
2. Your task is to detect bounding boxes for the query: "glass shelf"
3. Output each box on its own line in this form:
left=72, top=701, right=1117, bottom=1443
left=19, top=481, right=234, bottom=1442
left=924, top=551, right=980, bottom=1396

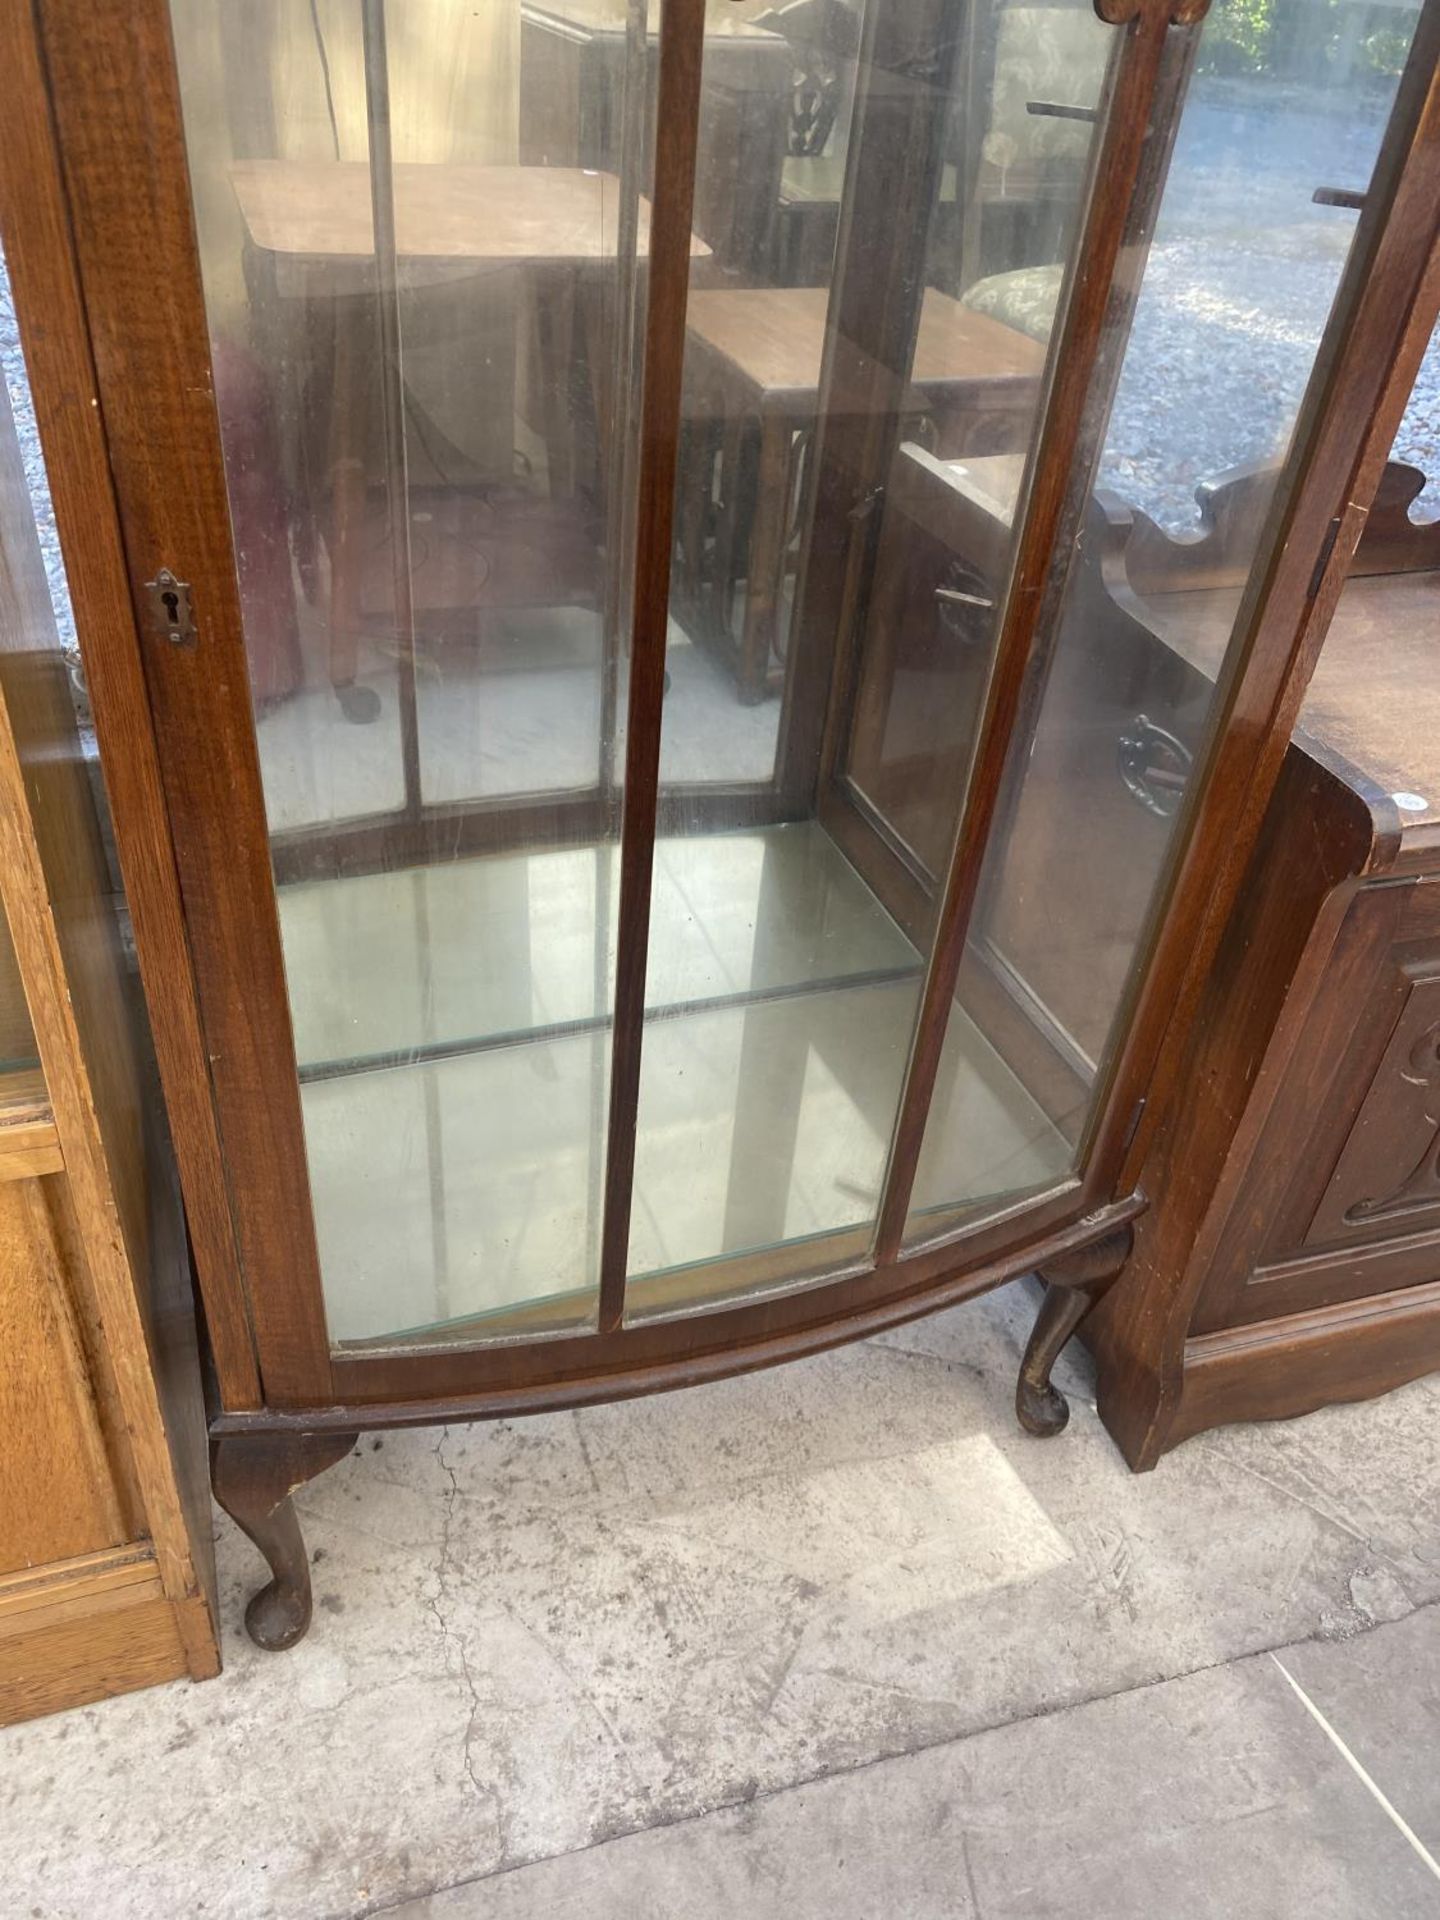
left=281, top=820, right=915, bottom=1080
left=284, top=818, right=1070, bottom=1343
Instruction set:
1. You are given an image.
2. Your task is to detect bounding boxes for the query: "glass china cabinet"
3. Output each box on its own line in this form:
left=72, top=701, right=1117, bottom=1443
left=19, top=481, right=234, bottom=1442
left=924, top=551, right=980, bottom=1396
left=3, top=0, right=1436, bottom=1642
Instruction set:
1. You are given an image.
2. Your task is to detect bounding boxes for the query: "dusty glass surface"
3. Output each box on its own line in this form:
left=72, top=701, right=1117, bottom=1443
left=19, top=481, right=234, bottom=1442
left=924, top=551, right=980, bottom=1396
left=905, top=0, right=1425, bottom=1239
left=167, top=0, right=1424, bottom=1341
left=628, top=0, right=1108, bottom=1313
left=167, top=0, right=662, bottom=1341
left=0, top=243, right=69, bottom=1081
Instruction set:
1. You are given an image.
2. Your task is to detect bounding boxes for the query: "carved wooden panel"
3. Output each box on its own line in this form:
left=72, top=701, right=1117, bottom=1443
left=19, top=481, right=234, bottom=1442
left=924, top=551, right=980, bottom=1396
left=1308, top=962, right=1440, bottom=1249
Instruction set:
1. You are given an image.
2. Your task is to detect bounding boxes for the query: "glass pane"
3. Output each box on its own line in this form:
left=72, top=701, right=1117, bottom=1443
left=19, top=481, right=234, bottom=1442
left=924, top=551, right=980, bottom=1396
left=627, top=0, right=1112, bottom=1316
left=1304, top=316, right=1439, bottom=844
left=906, top=0, right=1424, bottom=1239
left=168, top=0, right=656, bottom=1343
left=0, top=905, right=36, bottom=1077
left=1, top=239, right=71, bottom=1081
left=1389, top=316, right=1438, bottom=524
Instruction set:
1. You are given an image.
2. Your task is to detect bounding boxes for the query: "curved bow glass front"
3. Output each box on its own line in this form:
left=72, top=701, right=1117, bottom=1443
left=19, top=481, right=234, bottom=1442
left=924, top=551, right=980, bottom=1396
left=164, top=0, right=1422, bottom=1348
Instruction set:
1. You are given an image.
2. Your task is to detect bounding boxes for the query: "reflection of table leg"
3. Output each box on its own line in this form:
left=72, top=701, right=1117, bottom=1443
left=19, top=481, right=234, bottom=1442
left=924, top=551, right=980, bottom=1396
left=326, top=300, right=374, bottom=719
left=534, top=267, right=579, bottom=500
left=677, top=388, right=718, bottom=616
left=711, top=406, right=749, bottom=659
left=737, top=411, right=791, bottom=705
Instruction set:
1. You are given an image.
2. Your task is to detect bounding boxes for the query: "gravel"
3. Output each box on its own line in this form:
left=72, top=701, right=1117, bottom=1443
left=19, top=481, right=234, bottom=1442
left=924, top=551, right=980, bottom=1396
left=1, top=248, right=77, bottom=651
left=1101, top=78, right=1439, bottom=530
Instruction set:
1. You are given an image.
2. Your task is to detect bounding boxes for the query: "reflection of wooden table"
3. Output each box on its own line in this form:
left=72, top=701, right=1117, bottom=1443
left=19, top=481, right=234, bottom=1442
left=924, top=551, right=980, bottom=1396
left=230, top=162, right=710, bottom=694
left=678, top=285, right=1045, bottom=702
left=231, top=161, right=705, bottom=274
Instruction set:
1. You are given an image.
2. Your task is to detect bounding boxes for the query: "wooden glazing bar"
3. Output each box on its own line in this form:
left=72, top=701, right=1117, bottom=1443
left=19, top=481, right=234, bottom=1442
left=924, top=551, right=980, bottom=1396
left=597, top=0, right=709, bottom=1333
left=360, top=0, right=423, bottom=822
left=873, top=0, right=1210, bottom=1264
left=600, top=0, right=651, bottom=799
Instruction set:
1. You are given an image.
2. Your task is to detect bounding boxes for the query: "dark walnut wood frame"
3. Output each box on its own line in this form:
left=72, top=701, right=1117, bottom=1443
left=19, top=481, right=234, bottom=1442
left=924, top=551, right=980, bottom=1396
left=1085, top=435, right=1440, bottom=1466
left=3, top=0, right=1437, bottom=1643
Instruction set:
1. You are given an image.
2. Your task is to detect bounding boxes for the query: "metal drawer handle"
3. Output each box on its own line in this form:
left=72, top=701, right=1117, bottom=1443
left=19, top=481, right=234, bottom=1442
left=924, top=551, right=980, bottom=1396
left=934, top=559, right=995, bottom=647
left=1117, top=714, right=1191, bottom=819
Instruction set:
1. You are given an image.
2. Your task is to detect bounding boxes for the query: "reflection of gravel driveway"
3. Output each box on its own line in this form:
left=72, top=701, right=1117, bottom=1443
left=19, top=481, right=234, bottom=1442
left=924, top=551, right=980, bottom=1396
left=1100, top=82, right=1438, bottom=530
left=0, top=258, right=75, bottom=648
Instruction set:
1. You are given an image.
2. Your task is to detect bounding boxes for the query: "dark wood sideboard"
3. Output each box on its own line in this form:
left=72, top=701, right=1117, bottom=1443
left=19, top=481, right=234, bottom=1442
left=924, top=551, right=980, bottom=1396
left=1086, top=459, right=1440, bottom=1465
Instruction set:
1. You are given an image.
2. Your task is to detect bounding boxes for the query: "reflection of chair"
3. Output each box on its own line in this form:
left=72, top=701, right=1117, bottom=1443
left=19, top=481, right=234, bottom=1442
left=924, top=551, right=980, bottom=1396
left=960, top=259, right=1064, bottom=344
left=949, top=4, right=1109, bottom=334
left=519, top=0, right=792, bottom=276
left=756, top=0, right=861, bottom=157
left=965, top=3, right=1107, bottom=280
left=756, top=0, right=862, bottom=283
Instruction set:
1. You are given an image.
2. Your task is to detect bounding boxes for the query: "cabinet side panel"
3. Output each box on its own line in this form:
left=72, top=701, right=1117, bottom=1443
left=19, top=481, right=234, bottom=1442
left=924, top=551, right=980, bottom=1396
left=0, top=1178, right=127, bottom=1574
left=0, top=0, right=261, bottom=1409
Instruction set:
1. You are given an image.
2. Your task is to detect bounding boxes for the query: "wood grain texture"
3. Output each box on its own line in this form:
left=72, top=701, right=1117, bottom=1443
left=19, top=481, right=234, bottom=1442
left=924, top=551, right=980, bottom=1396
left=596, top=0, right=708, bottom=1330
left=1121, top=467, right=1440, bottom=830
left=1093, top=761, right=1440, bottom=1461
left=1087, top=751, right=1383, bottom=1464
left=1171, top=1274, right=1440, bottom=1449
left=0, top=901, right=36, bottom=1068
left=0, top=1543, right=151, bottom=1617
left=0, top=1068, right=62, bottom=1180
left=0, top=374, right=215, bottom=1634
left=231, top=160, right=708, bottom=265
left=683, top=286, right=1043, bottom=408
left=0, top=32, right=220, bottom=1686
left=0, top=1177, right=126, bottom=1575
left=34, top=0, right=334, bottom=1403
left=0, top=1572, right=196, bottom=1727
left=0, top=0, right=261, bottom=1409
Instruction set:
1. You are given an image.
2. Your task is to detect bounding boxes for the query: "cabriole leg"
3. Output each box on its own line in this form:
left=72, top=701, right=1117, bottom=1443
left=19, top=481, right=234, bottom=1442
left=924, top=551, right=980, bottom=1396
left=210, top=1430, right=358, bottom=1650
left=1016, top=1224, right=1134, bottom=1438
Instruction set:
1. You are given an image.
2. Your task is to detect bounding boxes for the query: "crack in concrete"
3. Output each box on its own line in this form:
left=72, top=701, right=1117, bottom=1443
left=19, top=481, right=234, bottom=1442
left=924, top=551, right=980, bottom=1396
left=572, top=1409, right=603, bottom=1497
left=961, top=1827, right=985, bottom=1918
left=425, top=1428, right=488, bottom=1805
left=1201, top=1441, right=1414, bottom=1586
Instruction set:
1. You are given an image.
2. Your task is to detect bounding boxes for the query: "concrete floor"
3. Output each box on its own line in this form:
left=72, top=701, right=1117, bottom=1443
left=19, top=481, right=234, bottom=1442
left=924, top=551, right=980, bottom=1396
left=6, top=1281, right=1440, bottom=1918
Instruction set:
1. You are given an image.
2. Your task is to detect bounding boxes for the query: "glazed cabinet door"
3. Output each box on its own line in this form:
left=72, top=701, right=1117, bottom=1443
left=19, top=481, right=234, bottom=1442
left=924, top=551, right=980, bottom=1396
left=11, top=0, right=1439, bottom=1405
